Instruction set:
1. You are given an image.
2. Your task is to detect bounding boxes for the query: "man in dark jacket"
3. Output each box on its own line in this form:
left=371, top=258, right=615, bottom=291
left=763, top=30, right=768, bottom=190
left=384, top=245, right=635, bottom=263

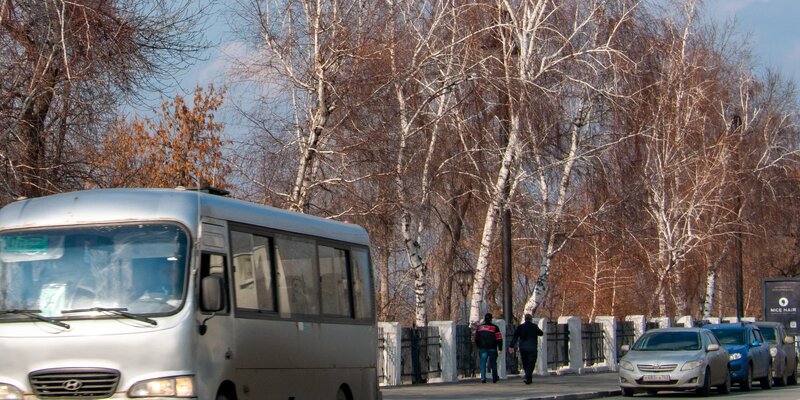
left=474, top=312, right=503, bottom=383
left=509, top=313, right=544, bottom=384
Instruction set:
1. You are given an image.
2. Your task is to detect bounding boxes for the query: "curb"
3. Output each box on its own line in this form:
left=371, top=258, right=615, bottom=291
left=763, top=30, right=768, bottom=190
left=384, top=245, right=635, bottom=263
left=524, top=389, right=622, bottom=400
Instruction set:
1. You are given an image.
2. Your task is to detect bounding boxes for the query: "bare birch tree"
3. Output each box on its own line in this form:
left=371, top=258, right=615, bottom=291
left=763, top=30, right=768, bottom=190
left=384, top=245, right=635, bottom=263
left=231, top=0, right=380, bottom=213
left=462, top=0, right=635, bottom=324
left=385, top=0, right=477, bottom=326
left=0, top=0, right=206, bottom=203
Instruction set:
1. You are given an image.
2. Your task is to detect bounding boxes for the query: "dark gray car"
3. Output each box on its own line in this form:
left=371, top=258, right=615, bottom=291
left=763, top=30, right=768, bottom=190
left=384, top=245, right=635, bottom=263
left=755, top=321, right=798, bottom=386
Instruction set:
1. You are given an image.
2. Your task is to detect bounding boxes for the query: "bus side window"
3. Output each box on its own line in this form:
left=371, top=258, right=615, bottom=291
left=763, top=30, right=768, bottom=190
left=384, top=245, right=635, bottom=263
left=351, top=248, right=374, bottom=320
left=200, top=253, right=229, bottom=313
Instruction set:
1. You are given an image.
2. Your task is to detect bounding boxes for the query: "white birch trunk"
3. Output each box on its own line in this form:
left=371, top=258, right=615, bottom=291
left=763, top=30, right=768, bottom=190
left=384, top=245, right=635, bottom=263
left=523, top=104, right=587, bottom=316
left=702, top=269, right=716, bottom=320
left=393, top=74, right=428, bottom=326
left=702, top=239, right=732, bottom=319
left=468, top=118, right=521, bottom=326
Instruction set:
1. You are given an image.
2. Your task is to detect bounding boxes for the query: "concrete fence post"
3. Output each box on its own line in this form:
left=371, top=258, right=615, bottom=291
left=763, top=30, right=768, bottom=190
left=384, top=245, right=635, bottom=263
left=723, top=316, right=740, bottom=323
left=558, top=316, right=583, bottom=374
left=496, top=319, right=508, bottom=379
left=533, top=318, right=549, bottom=376
left=626, top=315, right=646, bottom=341
left=594, top=316, right=617, bottom=372
left=429, top=321, right=457, bottom=383
left=651, top=317, right=671, bottom=328
left=676, top=315, right=694, bottom=327
left=377, top=322, right=402, bottom=386
left=706, top=317, right=721, bottom=324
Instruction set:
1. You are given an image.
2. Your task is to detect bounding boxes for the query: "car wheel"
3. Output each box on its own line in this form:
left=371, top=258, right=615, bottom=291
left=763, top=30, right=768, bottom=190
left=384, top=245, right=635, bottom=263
left=621, top=387, right=635, bottom=397
left=717, top=368, right=731, bottom=394
left=740, top=364, right=753, bottom=391
left=761, top=364, right=773, bottom=390
left=789, top=364, right=798, bottom=385
left=696, top=367, right=711, bottom=397
left=775, top=360, right=788, bottom=386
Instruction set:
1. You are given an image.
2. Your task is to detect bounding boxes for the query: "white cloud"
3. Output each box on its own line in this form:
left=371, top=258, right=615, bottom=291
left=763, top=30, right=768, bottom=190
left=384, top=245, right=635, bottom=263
left=708, top=0, right=771, bottom=17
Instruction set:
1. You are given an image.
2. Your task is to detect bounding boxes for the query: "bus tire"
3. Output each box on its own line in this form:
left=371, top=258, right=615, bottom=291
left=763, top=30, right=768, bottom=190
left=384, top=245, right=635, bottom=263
left=336, top=384, right=353, bottom=400
left=217, top=391, right=234, bottom=400
left=216, top=382, right=237, bottom=400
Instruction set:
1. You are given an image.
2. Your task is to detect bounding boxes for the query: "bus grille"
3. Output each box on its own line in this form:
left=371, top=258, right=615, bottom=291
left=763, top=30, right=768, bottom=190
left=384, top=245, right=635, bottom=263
left=29, top=368, right=120, bottom=398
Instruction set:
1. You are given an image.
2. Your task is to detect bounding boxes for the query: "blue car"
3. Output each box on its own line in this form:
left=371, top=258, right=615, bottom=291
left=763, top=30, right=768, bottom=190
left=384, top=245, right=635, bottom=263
left=706, top=323, right=772, bottom=391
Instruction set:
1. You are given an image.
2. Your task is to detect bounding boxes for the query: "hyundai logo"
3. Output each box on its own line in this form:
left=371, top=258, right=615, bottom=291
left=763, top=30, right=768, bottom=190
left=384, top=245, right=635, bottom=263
left=63, top=379, right=83, bottom=391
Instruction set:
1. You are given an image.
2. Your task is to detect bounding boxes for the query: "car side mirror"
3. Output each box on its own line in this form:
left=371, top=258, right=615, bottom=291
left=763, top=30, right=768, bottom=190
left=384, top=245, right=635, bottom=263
left=201, top=275, right=225, bottom=312
left=785, top=336, right=795, bottom=345
left=752, top=340, right=761, bottom=347
left=706, top=344, right=720, bottom=352
left=620, top=345, right=630, bottom=353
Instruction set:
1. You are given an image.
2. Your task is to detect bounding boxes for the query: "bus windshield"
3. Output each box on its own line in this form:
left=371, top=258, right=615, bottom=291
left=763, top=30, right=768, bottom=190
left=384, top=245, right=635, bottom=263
left=0, top=223, right=189, bottom=318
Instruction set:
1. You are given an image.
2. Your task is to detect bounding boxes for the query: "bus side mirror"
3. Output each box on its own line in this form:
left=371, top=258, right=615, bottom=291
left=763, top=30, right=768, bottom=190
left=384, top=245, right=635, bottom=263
left=201, top=275, right=224, bottom=312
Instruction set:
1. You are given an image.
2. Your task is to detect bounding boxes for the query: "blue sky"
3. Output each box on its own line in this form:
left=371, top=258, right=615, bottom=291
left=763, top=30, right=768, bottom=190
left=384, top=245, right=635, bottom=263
left=139, top=0, right=800, bottom=115
left=704, top=0, right=800, bottom=87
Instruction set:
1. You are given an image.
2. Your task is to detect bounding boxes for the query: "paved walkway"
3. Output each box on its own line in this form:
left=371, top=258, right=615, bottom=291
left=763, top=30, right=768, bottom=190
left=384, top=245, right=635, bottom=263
left=381, top=373, right=621, bottom=400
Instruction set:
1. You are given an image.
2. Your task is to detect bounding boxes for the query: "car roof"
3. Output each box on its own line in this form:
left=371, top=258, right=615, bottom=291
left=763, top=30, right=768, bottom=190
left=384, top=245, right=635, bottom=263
left=645, top=327, right=708, bottom=333
left=704, top=323, right=758, bottom=331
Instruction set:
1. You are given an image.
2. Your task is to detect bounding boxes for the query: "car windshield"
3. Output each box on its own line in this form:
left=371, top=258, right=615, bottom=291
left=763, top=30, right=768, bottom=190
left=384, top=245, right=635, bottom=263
left=632, top=331, right=701, bottom=351
left=759, top=327, right=778, bottom=343
left=709, top=328, right=746, bottom=345
left=0, top=224, right=189, bottom=318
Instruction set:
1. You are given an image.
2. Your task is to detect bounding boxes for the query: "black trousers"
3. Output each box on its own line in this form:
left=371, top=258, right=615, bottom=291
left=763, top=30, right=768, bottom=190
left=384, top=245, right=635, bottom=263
left=520, top=349, right=538, bottom=380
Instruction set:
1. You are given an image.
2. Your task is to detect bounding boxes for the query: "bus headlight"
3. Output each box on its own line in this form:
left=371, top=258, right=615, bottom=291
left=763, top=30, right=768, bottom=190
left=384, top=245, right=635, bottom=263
left=0, top=383, right=23, bottom=400
left=129, top=376, right=195, bottom=398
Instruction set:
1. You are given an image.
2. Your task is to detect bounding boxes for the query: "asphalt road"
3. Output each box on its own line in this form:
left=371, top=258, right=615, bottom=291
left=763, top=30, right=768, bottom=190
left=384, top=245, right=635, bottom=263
left=607, top=383, right=800, bottom=399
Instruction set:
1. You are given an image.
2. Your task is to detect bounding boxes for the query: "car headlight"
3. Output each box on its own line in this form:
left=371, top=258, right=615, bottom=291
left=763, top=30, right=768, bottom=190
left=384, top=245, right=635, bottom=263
left=619, top=360, right=634, bottom=371
left=0, top=383, right=23, bottom=400
left=729, top=353, right=742, bottom=361
left=682, top=359, right=703, bottom=371
left=128, top=376, right=195, bottom=398
left=770, top=348, right=778, bottom=357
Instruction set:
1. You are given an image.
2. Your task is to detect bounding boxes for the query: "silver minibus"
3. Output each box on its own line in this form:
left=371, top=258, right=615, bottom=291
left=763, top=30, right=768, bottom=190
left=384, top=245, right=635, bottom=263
left=0, top=188, right=379, bottom=399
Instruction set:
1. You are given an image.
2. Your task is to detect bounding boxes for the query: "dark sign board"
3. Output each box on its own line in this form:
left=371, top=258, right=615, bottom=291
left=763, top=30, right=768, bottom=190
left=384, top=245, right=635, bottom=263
left=763, top=278, right=800, bottom=335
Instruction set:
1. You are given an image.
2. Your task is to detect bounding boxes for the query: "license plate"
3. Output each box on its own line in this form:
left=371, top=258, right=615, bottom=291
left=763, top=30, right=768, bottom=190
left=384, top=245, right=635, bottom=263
left=643, top=374, right=670, bottom=382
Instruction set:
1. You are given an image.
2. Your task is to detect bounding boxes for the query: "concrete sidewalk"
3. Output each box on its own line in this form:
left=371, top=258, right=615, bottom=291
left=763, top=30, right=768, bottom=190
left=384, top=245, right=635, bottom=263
left=381, top=373, right=622, bottom=400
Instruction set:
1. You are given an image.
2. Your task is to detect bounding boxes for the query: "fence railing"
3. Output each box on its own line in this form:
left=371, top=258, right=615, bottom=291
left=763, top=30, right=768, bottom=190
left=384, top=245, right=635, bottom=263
left=400, top=326, right=442, bottom=384
left=616, top=320, right=635, bottom=359
left=505, top=324, right=520, bottom=374
left=455, top=324, right=476, bottom=378
left=581, top=322, right=605, bottom=366
left=546, top=322, right=570, bottom=370
left=378, top=314, right=758, bottom=386
left=378, top=327, right=387, bottom=381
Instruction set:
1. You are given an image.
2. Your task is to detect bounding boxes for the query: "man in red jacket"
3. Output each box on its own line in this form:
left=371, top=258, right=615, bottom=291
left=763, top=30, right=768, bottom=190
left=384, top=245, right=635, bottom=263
left=474, top=312, right=503, bottom=383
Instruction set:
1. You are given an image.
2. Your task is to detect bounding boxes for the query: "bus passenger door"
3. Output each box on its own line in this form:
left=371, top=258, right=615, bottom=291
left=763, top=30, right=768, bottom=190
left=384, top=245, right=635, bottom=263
left=196, top=252, right=235, bottom=399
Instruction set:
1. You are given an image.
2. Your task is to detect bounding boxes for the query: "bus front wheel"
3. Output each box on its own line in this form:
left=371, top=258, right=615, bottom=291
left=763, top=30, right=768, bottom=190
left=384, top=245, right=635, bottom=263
left=216, top=383, right=237, bottom=400
left=217, top=392, right=234, bottom=400
left=336, top=384, right=353, bottom=400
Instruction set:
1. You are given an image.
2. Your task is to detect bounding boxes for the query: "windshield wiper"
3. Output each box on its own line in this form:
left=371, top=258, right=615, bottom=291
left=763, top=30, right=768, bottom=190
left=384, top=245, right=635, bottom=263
left=61, top=307, right=157, bottom=326
left=0, top=309, right=70, bottom=329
